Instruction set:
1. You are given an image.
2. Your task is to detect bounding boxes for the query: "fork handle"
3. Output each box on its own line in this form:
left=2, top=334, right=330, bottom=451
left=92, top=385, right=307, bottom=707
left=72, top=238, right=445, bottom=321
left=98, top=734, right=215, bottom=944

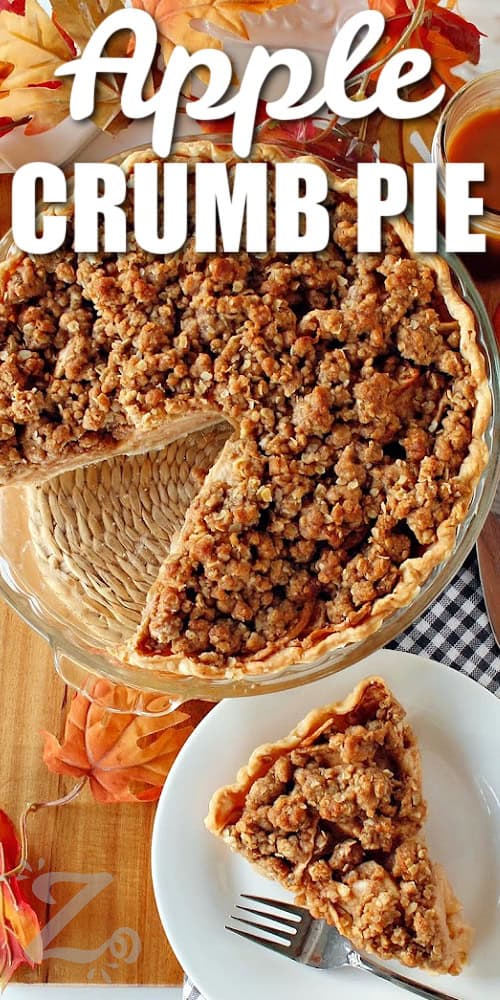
left=349, top=952, right=461, bottom=1000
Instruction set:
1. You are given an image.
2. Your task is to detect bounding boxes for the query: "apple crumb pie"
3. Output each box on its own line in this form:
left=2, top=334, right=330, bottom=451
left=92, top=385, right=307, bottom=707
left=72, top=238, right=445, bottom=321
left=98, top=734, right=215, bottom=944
left=0, top=142, right=491, bottom=678
left=206, top=676, right=472, bottom=974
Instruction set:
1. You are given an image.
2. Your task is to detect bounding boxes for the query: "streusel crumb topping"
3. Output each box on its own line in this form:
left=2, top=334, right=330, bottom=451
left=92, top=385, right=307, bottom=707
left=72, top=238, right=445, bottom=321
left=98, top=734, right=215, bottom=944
left=212, top=680, right=471, bottom=974
left=0, top=159, right=479, bottom=670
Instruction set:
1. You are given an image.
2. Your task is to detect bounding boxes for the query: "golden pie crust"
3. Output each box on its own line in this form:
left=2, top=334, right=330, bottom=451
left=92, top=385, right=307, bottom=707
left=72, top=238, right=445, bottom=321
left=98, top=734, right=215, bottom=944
left=0, top=141, right=491, bottom=679
left=206, top=676, right=472, bottom=974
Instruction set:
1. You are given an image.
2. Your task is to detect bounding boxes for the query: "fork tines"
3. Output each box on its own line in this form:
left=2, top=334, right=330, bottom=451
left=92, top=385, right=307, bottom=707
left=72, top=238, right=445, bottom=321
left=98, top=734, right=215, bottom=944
left=226, top=894, right=312, bottom=957
left=240, top=894, right=308, bottom=919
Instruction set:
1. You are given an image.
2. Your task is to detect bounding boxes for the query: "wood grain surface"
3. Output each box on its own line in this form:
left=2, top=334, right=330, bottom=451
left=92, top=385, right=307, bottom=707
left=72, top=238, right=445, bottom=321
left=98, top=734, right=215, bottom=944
left=0, top=173, right=183, bottom=986
left=0, top=170, right=497, bottom=987
left=477, top=516, right=500, bottom=644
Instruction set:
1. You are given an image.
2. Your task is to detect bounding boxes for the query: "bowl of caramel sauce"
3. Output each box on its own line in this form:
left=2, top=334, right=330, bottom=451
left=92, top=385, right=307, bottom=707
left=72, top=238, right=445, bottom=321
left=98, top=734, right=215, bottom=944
left=433, top=70, right=500, bottom=277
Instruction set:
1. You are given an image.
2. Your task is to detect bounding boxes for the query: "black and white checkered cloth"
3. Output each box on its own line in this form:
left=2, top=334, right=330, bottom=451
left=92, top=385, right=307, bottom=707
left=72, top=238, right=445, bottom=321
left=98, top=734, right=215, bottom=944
left=387, top=550, right=500, bottom=695
left=183, top=551, right=499, bottom=999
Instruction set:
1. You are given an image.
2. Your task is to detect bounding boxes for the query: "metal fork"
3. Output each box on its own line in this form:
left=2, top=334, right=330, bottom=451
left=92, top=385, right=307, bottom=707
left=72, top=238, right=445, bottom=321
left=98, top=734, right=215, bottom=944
left=226, top=894, right=462, bottom=1000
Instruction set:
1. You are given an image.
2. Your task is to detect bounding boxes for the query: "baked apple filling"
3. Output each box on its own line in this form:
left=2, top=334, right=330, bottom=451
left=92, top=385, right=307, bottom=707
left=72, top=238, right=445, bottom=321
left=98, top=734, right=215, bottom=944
left=206, top=677, right=472, bottom=974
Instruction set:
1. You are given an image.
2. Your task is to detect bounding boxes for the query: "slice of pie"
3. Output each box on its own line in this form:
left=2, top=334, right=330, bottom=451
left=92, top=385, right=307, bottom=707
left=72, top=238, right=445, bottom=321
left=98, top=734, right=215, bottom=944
left=206, top=677, right=472, bottom=974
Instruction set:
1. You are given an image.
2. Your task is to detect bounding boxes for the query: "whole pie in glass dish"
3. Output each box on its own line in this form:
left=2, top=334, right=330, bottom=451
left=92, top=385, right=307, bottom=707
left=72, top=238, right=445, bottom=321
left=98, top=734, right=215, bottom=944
left=206, top=676, right=472, bottom=975
left=0, top=141, right=491, bottom=680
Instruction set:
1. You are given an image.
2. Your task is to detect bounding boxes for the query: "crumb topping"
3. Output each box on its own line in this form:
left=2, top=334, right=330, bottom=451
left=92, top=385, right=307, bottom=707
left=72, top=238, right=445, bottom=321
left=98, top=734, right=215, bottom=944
left=217, top=683, right=469, bottom=974
left=0, top=159, right=478, bottom=670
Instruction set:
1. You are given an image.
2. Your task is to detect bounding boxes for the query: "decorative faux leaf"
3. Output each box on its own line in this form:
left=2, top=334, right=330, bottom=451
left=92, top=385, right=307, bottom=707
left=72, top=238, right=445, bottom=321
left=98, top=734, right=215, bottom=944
left=0, top=0, right=26, bottom=15
left=0, top=0, right=290, bottom=136
left=0, top=810, right=42, bottom=990
left=258, top=118, right=377, bottom=176
left=195, top=94, right=269, bottom=139
left=0, top=77, right=121, bottom=136
left=429, top=8, right=481, bottom=66
left=0, top=0, right=129, bottom=135
left=197, top=99, right=376, bottom=175
left=132, top=0, right=296, bottom=63
left=0, top=0, right=73, bottom=92
left=366, top=1, right=482, bottom=87
left=0, top=79, right=74, bottom=135
left=363, top=1, right=482, bottom=175
left=368, top=0, right=459, bottom=15
left=0, top=116, right=20, bottom=137
left=50, top=0, right=125, bottom=54
left=367, top=0, right=399, bottom=13
left=41, top=680, right=204, bottom=804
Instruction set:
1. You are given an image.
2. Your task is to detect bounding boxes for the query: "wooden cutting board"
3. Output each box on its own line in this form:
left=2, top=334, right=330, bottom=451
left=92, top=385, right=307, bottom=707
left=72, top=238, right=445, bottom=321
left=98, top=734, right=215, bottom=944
left=0, top=173, right=184, bottom=986
left=0, top=173, right=497, bottom=988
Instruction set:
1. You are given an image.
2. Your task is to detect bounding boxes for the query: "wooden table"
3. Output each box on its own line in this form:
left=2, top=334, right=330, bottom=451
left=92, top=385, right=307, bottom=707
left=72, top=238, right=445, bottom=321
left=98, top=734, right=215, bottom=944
left=0, top=172, right=497, bottom=987
left=0, top=173, right=183, bottom=986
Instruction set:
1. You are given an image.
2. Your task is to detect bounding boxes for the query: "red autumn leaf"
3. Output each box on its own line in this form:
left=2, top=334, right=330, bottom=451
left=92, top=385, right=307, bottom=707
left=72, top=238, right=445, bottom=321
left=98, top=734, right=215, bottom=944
left=0, top=810, right=43, bottom=989
left=0, top=0, right=25, bottom=12
left=41, top=679, right=204, bottom=804
left=0, top=115, right=21, bottom=137
left=368, top=0, right=408, bottom=13
left=261, top=116, right=320, bottom=143
left=28, top=80, right=64, bottom=90
left=426, top=9, right=481, bottom=66
left=365, top=1, right=482, bottom=88
left=368, top=0, right=455, bottom=15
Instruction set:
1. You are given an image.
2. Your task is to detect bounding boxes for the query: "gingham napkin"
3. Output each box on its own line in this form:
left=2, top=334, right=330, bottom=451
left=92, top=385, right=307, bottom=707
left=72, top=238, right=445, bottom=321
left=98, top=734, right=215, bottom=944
left=183, top=550, right=500, bottom=1000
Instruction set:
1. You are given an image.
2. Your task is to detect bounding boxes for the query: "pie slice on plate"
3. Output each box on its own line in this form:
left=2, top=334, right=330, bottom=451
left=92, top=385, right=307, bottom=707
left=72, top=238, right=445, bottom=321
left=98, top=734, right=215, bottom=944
left=206, top=676, right=472, bottom=974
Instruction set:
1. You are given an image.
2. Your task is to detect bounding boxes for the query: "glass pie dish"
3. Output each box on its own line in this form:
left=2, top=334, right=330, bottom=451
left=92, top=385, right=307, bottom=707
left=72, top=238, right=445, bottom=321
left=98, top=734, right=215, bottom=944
left=0, top=138, right=498, bottom=709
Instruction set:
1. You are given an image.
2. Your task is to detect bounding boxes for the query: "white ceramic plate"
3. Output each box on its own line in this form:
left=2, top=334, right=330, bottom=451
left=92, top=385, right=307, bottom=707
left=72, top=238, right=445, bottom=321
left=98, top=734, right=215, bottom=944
left=152, top=650, right=500, bottom=1000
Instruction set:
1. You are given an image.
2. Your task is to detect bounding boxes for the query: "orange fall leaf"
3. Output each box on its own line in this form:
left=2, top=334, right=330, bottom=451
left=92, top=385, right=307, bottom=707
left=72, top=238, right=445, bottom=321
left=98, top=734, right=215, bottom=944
left=41, top=679, right=207, bottom=804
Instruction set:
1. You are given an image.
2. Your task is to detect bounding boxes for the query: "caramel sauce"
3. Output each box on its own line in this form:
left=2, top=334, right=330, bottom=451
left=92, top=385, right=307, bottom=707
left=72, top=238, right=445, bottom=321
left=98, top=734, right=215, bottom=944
left=447, top=107, right=500, bottom=213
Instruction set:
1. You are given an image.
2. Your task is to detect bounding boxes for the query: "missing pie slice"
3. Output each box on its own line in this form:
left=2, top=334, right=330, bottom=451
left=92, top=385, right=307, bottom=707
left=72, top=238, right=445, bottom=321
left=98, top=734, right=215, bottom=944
left=206, top=677, right=472, bottom=974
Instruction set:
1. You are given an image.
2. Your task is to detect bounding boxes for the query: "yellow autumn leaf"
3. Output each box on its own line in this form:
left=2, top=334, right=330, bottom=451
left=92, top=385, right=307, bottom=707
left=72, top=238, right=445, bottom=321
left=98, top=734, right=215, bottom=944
left=132, top=0, right=296, bottom=63
left=0, top=81, right=72, bottom=134
left=0, top=0, right=129, bottom=135
left=0, top=74, right=120, bottom=134
left=0, top=61, right=12, bottom=88
left=92, top=74, right=125, bottom=129
left=50, top=0, right=129, bottom=57
left=0, top=0, right=73, bottom=91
